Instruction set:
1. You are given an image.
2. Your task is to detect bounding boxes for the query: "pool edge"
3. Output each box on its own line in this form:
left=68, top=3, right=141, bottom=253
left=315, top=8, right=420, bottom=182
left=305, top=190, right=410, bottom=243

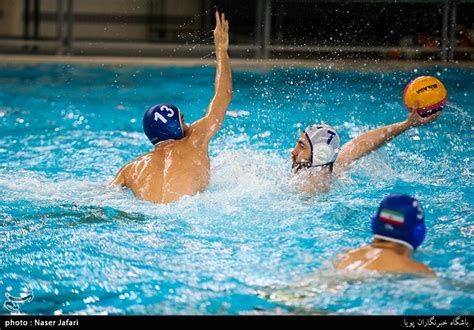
left=1, top=54, right=473, bottom=71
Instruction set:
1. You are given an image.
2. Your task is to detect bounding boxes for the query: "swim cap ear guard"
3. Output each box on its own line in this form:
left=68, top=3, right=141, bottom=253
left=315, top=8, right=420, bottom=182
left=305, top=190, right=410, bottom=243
left=313, top=144, right=334, bottom=165
left=304, top=125, right=340, bottom=167
left=143, top=104, right=185, bottom=145
left=371, top=194, right=426, bottom=250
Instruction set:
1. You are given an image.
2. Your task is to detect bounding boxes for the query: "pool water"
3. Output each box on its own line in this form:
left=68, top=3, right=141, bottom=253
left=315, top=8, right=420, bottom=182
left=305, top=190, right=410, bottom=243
left=0, top=64, right=472, bottom=315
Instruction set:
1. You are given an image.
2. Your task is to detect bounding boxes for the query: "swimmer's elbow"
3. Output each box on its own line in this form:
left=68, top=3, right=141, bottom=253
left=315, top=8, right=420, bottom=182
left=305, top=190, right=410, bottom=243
left=217, top=89, right=233, bottom=104
left=422, top=265, right=437, bottom=277
left=110, top=172, right=126, bottom=187
left=109, top=178, right=124, bottom=187
left=225, top=92, right=232, bottom=108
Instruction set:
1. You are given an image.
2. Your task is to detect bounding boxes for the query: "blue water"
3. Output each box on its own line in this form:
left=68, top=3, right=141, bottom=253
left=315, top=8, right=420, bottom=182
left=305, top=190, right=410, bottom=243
left=0, top=63, right=472, bottom=315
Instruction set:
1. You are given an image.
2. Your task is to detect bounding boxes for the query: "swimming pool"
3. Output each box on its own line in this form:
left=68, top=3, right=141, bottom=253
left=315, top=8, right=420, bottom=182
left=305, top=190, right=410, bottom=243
left=0, top=63, right=472, bottom=315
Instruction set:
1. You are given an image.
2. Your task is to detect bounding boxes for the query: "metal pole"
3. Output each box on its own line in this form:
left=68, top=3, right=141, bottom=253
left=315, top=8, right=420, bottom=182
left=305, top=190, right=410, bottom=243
left=275, top=2, right=284, bottom=45
left=440, top=0, right=449, bottom=62
left=147, top=0, right=153, bottom=41
left=255, top=0, right=264, bottom=58
left=159, top=0, right=166, bottom=39
left=448, top=0, right=458, bottom=61
left=33, top=0, right=39, bottom=40
left=66, top=0, right=74, bottom=55
left=23, top=0, right=30, bottom=42
left=56, top=0, right=64, bottom=55
left=262, top=0, right=272, bottom=59
left=31, top=0, right=40, bottom=51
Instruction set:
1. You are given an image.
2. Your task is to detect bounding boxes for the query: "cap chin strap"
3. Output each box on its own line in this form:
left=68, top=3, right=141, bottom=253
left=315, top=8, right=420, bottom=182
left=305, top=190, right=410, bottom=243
left=311, top=161, right=334, bottom=168
left=294, top=160, right=334, bottom=174
left=302, top=158, right=334, bottom=169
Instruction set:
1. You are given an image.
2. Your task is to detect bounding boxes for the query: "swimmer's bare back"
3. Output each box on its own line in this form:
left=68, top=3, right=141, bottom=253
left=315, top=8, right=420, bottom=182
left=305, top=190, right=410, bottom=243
left=335, top=245, right=435, bottom=276
left=111, top=11, right=232, bottom=204
left=111, top=138, right=211, bottom=204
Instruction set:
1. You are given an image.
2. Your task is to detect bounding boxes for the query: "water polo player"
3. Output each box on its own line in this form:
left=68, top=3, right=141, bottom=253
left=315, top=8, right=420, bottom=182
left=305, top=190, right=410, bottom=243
left=111, top=11, right=232, bottom=204
left=291, top=76, right=446, bottom=193
left=335, top=194, right=435, bottom=275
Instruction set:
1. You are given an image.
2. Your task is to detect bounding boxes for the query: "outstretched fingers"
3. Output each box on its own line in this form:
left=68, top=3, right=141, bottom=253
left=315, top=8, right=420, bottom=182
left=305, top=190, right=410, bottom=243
left=223, top=14, right=229, bottom=32
left=215, top=10, right=222, bottom=29
left=408, top=109, right=442, bottom=126
left=421, top=111, right=442, bottom=124
left=215, top=11, right=229, bottom=32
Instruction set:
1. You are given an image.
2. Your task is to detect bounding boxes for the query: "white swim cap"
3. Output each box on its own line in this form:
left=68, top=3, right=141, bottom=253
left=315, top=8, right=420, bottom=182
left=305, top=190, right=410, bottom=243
left=304, top=124, right=340, bottom=166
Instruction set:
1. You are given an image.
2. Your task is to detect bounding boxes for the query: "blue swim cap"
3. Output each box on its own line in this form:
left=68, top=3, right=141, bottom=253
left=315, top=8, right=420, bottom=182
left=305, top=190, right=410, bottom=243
left=143, top=104, right=185, bottom=145
left=371, top=194, right=426, bottom=250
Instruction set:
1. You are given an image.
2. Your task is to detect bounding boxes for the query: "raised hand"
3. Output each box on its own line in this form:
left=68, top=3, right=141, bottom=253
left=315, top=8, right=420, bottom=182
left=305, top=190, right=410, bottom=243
left=406, top=109, right=442, bottom=127
left=214, top=11, right=229, bottom=52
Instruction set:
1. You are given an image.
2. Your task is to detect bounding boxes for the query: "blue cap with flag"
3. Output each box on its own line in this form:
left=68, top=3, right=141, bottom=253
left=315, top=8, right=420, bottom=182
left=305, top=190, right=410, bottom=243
left=371, top=194, right=426, bottom=250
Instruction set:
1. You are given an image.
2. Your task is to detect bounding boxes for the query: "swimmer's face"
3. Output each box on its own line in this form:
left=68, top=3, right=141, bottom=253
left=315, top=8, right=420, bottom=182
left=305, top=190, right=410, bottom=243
left=291, top=133, right=312, bottom=171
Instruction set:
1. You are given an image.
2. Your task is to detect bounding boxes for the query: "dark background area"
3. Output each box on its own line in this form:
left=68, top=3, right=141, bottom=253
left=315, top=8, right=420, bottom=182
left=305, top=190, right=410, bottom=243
left=214, top=1, right=473, bottom=46
left=1, top=0, right=473, bottom=60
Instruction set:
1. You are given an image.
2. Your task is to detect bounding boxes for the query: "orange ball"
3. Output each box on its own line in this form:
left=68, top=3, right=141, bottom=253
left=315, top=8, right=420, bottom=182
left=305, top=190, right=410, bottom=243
left=403, top=76, right=448, bottom=117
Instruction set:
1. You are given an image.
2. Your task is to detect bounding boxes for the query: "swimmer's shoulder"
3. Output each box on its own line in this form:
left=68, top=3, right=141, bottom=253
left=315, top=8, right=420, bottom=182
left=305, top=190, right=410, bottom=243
left=376, top=251, right=436, bottom=276
left=179, top=121, right=214, bottom=149
left=404, top=258, right=436, bottom=276
left=334, top=246, right=370, bottom=269
left=111, top=161, right=132, bottom=186
left=121, top=151, right=156, bottom=175
left=171, top=133, right=210, bottom=156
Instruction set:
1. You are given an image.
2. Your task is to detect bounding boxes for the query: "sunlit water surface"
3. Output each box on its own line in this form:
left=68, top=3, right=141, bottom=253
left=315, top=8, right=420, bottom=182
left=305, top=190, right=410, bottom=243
left=0, top=64, right=472, bottom=315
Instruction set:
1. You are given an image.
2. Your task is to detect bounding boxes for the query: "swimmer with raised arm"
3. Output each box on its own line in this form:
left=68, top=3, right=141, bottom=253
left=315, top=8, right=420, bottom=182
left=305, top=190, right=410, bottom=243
left=111, top=11, right=232, bottom=204
left=290, top=110, right=441, bottom=192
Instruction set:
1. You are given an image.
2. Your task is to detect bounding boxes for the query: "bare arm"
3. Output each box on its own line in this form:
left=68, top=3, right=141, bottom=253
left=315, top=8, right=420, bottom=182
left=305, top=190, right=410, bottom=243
left=109, top=164, right=129, bottom=187
left=334, top=110, right=441, bottom=172
left=188, top=11, right=232, bottom=145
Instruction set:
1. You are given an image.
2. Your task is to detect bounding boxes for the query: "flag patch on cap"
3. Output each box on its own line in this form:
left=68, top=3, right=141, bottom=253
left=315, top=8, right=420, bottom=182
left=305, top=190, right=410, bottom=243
left=379, top=208, right=405, bottom=227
